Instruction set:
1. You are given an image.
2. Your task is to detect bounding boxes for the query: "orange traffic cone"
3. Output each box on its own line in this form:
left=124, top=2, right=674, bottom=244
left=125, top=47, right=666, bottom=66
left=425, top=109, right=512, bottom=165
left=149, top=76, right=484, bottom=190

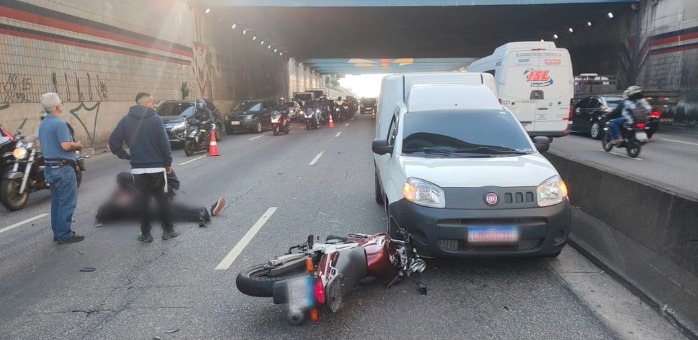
left=208, top=129, right=220, bottom=156
left=328, top=113, right=335, bottom=128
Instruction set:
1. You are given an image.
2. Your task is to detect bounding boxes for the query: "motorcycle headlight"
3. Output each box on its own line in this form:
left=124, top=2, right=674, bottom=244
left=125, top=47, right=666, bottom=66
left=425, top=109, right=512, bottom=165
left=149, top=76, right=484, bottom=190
left=537, top=175, right=568, bottom=207
left=13, top=147, right=28, bottom=160
left=402, top=178, right=445, bottom=208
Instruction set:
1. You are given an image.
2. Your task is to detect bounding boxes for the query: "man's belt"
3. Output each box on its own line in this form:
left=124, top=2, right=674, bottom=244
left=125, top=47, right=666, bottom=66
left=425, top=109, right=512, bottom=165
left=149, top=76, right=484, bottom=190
left=45, top=158, right=76, bottom=168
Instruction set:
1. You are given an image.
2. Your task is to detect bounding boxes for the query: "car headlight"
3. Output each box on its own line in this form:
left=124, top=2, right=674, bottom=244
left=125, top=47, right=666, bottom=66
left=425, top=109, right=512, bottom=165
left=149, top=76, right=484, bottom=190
left=402, top=178, right=445, bottom=208
left=537, top=175, right=568, bottom=207
left=13, top=147, right=28, bottom=160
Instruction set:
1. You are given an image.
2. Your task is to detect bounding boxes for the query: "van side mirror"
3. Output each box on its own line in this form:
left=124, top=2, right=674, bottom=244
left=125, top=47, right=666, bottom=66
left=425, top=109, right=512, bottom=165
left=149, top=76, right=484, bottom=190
left=533, top=136, right=550, bottom=153
left=372, top=139, right=394, bottom=155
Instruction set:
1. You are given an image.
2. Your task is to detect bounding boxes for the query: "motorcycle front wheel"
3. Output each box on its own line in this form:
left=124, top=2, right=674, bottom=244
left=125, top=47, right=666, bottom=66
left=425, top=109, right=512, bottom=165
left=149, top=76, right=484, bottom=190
left=273, top=125, right=280, bottom=136
left=601, top=131, right=613, bottom=152
left=184, top=140, right=197, bottom=156
left=0, top=178, right=29, bottom=211
left=236, top=260, right=308, bottom=297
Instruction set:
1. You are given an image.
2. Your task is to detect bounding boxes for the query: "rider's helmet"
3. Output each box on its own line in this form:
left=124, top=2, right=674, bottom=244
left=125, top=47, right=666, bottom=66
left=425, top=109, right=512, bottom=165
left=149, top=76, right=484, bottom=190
left=195, top=99, right=206, bottom=110
left=626, top=86, right=643, bottom=100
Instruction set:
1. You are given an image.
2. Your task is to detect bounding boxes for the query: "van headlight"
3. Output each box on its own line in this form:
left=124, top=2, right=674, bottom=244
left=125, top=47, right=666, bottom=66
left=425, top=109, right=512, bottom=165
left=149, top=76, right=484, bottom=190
left=402, top=178, right=445, bottom=208
left=537, top=175, right=568, bottom=207
left=13, top=147, right=28, bottom=160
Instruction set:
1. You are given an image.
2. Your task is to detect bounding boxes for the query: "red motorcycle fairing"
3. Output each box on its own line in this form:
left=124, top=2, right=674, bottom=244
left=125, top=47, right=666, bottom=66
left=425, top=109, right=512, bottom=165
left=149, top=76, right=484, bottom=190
left=345, top=233, right=397, bottom=278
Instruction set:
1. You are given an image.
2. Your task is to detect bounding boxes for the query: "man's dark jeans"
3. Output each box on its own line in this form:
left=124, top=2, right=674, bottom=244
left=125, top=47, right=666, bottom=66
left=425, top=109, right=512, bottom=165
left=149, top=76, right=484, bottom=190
left=133, top=172, right=174, bottom=234
left=44, top=165, right=78, bottom=241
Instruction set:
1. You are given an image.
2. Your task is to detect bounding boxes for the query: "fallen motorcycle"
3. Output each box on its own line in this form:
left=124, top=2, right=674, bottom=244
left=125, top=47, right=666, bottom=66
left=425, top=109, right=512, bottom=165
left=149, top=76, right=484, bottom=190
left=236, top=232, right=426, bottom=325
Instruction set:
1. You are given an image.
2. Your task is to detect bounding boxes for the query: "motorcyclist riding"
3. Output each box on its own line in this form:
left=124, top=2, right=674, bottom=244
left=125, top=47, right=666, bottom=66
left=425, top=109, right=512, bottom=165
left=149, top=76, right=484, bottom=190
left=190, top=99, right=214, bottom=139
left=608, top=86, right=651, bottom=145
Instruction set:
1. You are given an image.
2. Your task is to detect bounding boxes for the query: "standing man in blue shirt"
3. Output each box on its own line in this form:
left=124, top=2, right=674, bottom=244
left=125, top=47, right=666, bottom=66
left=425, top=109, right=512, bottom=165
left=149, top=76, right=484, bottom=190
left=38, top=92, right=85, bottom=244
left=109, top=92, right=179, bottom=242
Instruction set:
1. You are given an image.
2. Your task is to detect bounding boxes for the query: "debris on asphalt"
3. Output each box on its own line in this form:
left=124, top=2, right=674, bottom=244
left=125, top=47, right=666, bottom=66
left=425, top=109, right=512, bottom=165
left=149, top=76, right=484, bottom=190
left=79, top=267, right=96, bottom=272
left=165, top=328, right=180, bottom=334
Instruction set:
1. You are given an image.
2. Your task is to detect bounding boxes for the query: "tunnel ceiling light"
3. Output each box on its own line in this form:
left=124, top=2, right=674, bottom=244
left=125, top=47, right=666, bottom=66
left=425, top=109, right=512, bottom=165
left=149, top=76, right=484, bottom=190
left=541, top=39, right=544, bottom=42
left=568, top=28, right=574, bottom=33
left=205, top=8, right=210, bottom=14
left=608, top=12, right=614, bottom=19
left=587, top=21, right=592, bottom=26
left=268, top=45, right=271, bottom=49
left=553, top=34, right=559, bottom=39
left=280, top=52, right=283, bottom=56
left=274, top=49, right=277, bottom=52
left=242, top=29, right=246, bottom=34
left=232, top=24, right=236, bottom=29
left=253, top=36, right=256, bottom=40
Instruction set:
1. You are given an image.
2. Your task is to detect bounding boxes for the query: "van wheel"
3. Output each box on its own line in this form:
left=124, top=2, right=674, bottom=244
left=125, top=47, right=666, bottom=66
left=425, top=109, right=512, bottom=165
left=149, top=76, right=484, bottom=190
left=374, top=172, right=383, bottom=205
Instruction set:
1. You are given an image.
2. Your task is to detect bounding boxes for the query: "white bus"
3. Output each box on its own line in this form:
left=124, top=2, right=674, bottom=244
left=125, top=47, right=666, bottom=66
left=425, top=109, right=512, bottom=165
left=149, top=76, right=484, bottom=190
left=468, top=41, right=573, bottom=138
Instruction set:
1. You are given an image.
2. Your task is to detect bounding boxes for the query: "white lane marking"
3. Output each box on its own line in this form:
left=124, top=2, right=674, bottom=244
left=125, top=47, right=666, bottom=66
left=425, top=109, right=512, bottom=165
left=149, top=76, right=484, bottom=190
left=334, top=132, right=342, bottom=138
left=661, top=138, right=698, bottom=146
left=599, top=150, right=643, bottom=161
left=178, top=155, right=207, bottom=166
left=308, top=151, right=325, bottom=166
left=345, top=123, right=349, bottom=127
left=215, top=207, right=277, bottom=270
left=0, top=214, right=48, bottom=235
left=249, top=135, right=263, bottom=141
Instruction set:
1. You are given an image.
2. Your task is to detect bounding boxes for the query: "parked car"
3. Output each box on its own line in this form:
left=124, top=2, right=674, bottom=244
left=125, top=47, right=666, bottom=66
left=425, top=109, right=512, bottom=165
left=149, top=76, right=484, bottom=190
left=225, top=99, right=280, bottom=134
left=282, top=101, right=302, bottom=121
left=157, top=100, right=223, bottom=145
left=570, top=95, right=660, bottom=139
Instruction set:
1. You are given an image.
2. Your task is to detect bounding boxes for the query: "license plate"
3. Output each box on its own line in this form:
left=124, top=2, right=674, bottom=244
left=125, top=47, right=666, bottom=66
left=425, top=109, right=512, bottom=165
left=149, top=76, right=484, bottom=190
left=287, top=275, right=314, bottom=311
left=468, top=226, right=519, bottom=243
left=231, top=121, right=241, bottom=126
left=636, top=131, right=648, bottom=141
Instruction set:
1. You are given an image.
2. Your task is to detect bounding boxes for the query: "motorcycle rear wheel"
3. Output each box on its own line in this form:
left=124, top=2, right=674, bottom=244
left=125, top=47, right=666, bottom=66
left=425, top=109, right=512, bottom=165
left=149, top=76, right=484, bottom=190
left=0, top=178, right=29, bottom=211
left=236, top=260, right=308, bottom=297
left=626, top=142, right=641, bottom=158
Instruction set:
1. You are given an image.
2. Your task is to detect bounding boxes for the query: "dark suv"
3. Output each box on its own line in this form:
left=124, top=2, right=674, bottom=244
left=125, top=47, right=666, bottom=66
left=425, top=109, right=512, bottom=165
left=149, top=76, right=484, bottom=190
left=570, top=95, right=660, bottom=139
left=225, top=99, right=281, bottom=134
left=360, top=97, right=377, bottom=115
left=156, top=100, right=223, bottom=144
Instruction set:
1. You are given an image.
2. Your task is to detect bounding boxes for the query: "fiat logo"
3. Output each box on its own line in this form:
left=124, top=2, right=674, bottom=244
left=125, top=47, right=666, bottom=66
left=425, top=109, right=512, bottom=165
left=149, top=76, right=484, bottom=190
left=485, top=193, right=499, bottom=206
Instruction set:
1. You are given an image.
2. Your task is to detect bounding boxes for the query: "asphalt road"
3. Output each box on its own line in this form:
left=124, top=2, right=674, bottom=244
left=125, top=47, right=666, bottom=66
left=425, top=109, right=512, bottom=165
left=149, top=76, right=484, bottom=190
left=0, top=115, right=687, bottom=339
left=551, top=128, right=698, bottom=199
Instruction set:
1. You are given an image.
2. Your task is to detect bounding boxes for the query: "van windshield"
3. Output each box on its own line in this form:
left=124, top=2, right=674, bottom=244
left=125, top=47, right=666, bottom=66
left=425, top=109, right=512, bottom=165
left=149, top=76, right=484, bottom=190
left=401, top=110, right=533, bottom=157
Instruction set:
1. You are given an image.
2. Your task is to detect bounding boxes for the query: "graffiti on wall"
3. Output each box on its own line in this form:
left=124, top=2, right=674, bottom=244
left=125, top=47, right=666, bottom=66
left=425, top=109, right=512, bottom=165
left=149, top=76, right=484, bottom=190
left=68, top=102, right=101, bottom=146
left=1, top=73, right=33, bottom=104
left=193, top=41, right=210, bottom=96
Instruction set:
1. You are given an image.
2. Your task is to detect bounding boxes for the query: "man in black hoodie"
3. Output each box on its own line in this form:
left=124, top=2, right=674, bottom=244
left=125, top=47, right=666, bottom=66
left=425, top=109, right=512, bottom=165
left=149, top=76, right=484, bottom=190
left=109, top=92, right=179, bottom=242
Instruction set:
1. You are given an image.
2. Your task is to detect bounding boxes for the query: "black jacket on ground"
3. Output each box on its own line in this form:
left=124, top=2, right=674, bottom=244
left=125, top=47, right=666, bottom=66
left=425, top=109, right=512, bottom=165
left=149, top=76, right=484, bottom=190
left=109, top=105, right=172, bottom=169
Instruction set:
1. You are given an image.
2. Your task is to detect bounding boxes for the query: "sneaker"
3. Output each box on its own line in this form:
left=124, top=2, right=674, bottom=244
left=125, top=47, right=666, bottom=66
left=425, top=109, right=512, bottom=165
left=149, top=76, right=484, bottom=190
left=210, top=197, right=227, bottom=216
left=162, top=230, right=180, bottom=240
left=199, top=208, right=211, bottom=222
left=57, top=235, right=85, bottom=244
left=138, top=233, right=154, bottom=243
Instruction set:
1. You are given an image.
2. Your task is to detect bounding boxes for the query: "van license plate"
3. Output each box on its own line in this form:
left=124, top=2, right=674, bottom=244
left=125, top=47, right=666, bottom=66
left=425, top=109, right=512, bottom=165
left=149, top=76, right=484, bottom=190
left=231, top=121, right=241, bottom=126
left=468, top=226, right=519, bottom=243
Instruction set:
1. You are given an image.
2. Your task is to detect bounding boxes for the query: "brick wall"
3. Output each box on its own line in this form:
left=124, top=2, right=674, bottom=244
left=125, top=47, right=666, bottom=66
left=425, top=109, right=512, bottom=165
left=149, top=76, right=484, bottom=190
left=0, top=0, right=290, bottom=147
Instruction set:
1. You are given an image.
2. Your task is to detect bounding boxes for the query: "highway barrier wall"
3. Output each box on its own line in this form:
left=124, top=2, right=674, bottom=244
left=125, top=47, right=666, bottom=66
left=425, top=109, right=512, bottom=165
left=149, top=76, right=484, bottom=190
left=545, top=151, right=698, bottom=335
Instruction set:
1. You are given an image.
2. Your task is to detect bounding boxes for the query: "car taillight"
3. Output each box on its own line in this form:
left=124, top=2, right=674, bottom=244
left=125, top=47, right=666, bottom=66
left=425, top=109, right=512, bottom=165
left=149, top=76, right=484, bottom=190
left=636, top=123, right=646, bottom=129
left=650, top=111, right=661, bottom=118
left=566, top=108, right=573, bottom=121
left=314, top=280, right=325, bottom=305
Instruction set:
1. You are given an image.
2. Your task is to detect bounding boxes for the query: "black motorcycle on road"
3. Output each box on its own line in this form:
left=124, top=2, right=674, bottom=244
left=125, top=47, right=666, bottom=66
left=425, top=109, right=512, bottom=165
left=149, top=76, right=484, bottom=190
left=1, top=137, right=87, bottom=211
left=184, top=121, right=218, bottom=157
left=304, top=106, right=321, bottom=130
left=601, top=121, right=647, bottom=158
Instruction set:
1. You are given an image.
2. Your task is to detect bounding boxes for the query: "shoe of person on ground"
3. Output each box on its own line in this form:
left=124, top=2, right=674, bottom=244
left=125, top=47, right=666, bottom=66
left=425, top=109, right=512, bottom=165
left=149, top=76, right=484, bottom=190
left=211, top=197, right=226, bottom=216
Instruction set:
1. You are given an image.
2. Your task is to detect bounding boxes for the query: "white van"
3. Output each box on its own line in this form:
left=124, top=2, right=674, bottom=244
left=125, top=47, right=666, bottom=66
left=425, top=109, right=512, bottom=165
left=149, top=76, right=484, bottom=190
left=376, top=72, right=497, bottom=140
left=372, top=74, right=571, bottom=258
left=468, top=41, right=573, bottom=138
